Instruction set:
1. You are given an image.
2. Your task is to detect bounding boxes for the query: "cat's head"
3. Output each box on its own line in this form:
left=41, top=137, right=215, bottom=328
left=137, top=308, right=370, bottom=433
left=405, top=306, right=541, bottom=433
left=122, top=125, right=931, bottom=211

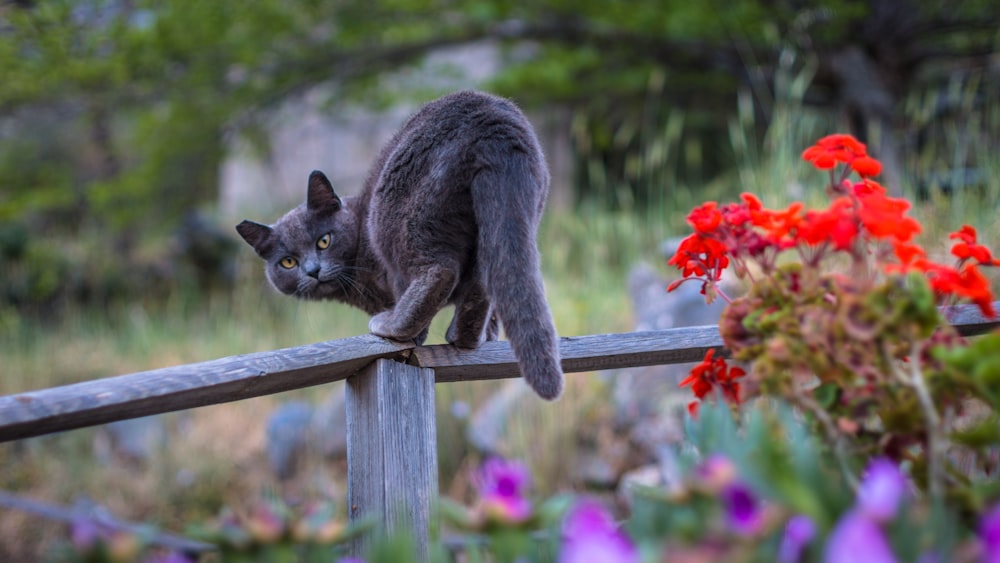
left=237, top=170, right=359, bottom=300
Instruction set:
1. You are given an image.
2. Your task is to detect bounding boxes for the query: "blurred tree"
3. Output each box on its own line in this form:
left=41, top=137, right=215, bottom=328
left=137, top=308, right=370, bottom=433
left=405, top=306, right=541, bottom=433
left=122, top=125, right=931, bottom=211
left=0, top=0, right=996, bottom=308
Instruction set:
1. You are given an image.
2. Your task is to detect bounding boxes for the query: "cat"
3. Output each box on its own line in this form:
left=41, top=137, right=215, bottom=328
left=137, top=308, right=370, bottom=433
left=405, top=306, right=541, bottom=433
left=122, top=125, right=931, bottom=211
left=236, top=90, right=563, bottom=400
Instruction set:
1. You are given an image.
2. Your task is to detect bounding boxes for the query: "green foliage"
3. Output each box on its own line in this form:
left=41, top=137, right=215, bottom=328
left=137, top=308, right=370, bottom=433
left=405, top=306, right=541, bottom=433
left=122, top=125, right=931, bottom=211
left=936, top=331, right=1000, bottom=409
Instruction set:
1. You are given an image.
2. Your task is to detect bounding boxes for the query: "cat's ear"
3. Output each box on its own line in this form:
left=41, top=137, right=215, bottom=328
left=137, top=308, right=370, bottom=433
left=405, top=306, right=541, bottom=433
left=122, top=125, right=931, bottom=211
left=236, top=220, right=273, bottom=256
left=307, top=170, right=342, bottom=212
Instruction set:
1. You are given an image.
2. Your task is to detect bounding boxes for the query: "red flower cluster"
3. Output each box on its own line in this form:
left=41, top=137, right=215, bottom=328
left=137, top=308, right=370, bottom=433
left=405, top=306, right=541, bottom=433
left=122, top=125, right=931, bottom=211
left=680, top=349, right=746, bottom=417
left=668, top=134, right=996, bottom=317
left=802, top=133, right=882, bottom=177
left=671, top=133, right=999, bottom=410
left=951, top=225, right=1000, bottom=266
left=890, top=225, right=999, bottom=317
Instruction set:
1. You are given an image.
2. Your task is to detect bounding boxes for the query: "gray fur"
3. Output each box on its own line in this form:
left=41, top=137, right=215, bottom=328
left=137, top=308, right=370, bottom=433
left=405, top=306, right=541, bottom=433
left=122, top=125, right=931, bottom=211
left=237, top=91, right=564, bottom=400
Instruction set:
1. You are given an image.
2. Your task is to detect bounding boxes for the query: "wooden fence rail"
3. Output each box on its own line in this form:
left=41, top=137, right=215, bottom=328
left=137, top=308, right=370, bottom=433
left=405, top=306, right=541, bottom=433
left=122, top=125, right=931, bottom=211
left=1, top=302, right=997, bottom=559
left=0, top=326, right=726, bottom=442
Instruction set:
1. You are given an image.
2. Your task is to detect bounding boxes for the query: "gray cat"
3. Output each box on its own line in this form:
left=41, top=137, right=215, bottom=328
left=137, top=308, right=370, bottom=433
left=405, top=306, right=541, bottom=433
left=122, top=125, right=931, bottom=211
left=236, top=91, right=563, bottom=400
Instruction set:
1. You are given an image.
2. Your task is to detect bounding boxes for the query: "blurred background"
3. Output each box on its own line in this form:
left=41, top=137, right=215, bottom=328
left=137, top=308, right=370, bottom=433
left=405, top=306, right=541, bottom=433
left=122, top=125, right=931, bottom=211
left=1, top=0, right=998, bottom=558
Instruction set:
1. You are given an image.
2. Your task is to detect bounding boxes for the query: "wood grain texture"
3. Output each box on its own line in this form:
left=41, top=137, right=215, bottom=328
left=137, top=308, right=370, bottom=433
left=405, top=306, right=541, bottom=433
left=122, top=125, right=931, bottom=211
left=413, top=325, right=725, bottom=383
left=0, top=335, right=413, bottom=442
left=347, top=359, right=438, bottom=560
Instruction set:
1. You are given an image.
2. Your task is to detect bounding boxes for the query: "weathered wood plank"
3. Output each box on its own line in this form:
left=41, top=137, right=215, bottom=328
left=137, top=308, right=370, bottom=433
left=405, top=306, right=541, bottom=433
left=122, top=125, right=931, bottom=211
left=947, top=303, right=1000, bottom=337
left=414, top=325, right=725, bottom=383
left=0, top=335, right=413, bottom=442
left=415, top=303, right=1000, bottom=382
left=347, top=359, right=438, bottom=560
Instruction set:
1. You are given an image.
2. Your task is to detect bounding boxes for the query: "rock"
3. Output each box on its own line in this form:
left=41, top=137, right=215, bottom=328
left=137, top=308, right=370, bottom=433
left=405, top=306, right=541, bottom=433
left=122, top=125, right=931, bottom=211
left=265, top=401, right=313, bottom=481
left=263, top=384, right=350, bottom=481
left=466, top=381, right=531, bottom=455
left=604, top=254, right=737, bottom=487
left=574, top=452, right=620, bottom=489
left=93, top=415, right=166, bottom=465
left=612, top=261, right=728, bottom=427
left=311, top=384, right=348, bottom=459
left=618, top=447, right=687, bottom=507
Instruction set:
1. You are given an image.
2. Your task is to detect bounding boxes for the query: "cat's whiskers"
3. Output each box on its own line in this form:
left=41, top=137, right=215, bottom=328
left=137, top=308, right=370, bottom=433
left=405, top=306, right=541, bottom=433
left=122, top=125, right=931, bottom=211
left=332, top=266, right=372, bottom=302
left=295, top=277, right=318, bottom=297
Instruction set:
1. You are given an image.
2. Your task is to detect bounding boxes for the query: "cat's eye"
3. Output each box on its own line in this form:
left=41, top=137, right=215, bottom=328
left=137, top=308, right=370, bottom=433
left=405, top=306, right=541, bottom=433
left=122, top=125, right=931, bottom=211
left=316, top=233, right=332, bottom=250
left=279, top=256, right=297, bottom=269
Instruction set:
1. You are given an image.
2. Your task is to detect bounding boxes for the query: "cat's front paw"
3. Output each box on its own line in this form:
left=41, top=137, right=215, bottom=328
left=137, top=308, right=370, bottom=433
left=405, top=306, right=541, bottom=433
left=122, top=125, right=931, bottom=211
left=368, top=312, right=397, bottom=339
left=369, top=312, right=423, bottom=343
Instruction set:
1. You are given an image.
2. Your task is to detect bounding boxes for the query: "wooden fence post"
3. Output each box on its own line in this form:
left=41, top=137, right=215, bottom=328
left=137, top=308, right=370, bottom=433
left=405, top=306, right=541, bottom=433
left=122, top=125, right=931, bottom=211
left=346, top=358, right=438, bottom=559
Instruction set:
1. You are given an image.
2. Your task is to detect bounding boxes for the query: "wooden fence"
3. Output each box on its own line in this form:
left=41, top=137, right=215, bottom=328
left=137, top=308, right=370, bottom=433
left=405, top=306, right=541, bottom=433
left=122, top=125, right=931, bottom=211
left=1, top=303, right=998, bottom=559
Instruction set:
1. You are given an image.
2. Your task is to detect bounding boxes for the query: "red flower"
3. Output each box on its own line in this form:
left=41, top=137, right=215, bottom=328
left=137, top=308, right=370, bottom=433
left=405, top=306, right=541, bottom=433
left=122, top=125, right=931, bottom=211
left=667, top=234, right=730, bottom=281
left=854, top=182, right=921, bottom=243
left=901, top=256, right=997, bottom=319
left=850, top=156, right=882, bottom=177
left=802, top=145, right=838, bottom=169
left=687, top=201, right=724, bottom=234
left=797, top=197, right=859, bottom=250
left=950, top=225, right=1000, bottom=266
left=888, top=241, right=927, bottom=271
left=748, top=200, right=804, bottom=248
left=687, top=400, right=701, bottom=419
left=680, top=349, right=746, bottom=404
left=802, top=134, right=882, bottom=177
left=680, top=352, right=717, bottom=399
left=802, top=134, right=876, bottom=175
left=955, top=267, right=997, bottom=318
left=724, top=197, right=756, bottom=227
left=925, top=264, right=996, bottom=318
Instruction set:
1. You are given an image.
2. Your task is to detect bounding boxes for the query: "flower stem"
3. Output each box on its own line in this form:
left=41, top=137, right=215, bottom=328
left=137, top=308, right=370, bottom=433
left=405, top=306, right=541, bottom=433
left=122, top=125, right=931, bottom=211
left=887, top=341, right=945, bottom=499
left=788, top=391, right=859, bottom=491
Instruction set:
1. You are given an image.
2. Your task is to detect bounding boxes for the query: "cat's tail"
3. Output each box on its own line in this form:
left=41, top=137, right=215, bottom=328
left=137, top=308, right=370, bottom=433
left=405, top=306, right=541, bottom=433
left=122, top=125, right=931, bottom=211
left=471, top=150, right=563, bottom=400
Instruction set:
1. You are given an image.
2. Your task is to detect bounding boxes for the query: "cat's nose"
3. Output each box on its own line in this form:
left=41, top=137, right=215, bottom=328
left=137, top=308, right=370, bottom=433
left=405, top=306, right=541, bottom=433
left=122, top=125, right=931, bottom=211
left=305, top=262, right=321, bottom=279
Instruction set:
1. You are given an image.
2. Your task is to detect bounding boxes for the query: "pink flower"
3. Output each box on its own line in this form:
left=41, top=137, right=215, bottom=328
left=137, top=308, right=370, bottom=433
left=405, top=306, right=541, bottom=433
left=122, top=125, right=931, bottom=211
left=559, top=499, right=639, bottom=563
left=856, top=458, right=907, bottom=523
left=824, top=458, right=907, bottom=562
left=475, top=458, right=533, bottom=524
left=778, top=515, right=816, bottom=563
left=824, top=509, right=897, bottom=563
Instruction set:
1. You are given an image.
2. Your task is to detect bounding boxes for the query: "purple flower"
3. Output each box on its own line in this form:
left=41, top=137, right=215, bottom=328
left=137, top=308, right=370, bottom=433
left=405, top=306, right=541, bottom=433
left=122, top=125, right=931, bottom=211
left=778, top=515, right=816, bottom=563
left=721, top=481, right=764, bottom=536
left=559, top=499, right=639, bottom=563
left=856, top=458, right=907, bottom=523
left=824, top=509, right=897, bottom=563
left=70, top=517, right=103, bottom=551
left=475, top=457, right=533, bottom=524
left=979, top=503, right=1000, bottom=563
